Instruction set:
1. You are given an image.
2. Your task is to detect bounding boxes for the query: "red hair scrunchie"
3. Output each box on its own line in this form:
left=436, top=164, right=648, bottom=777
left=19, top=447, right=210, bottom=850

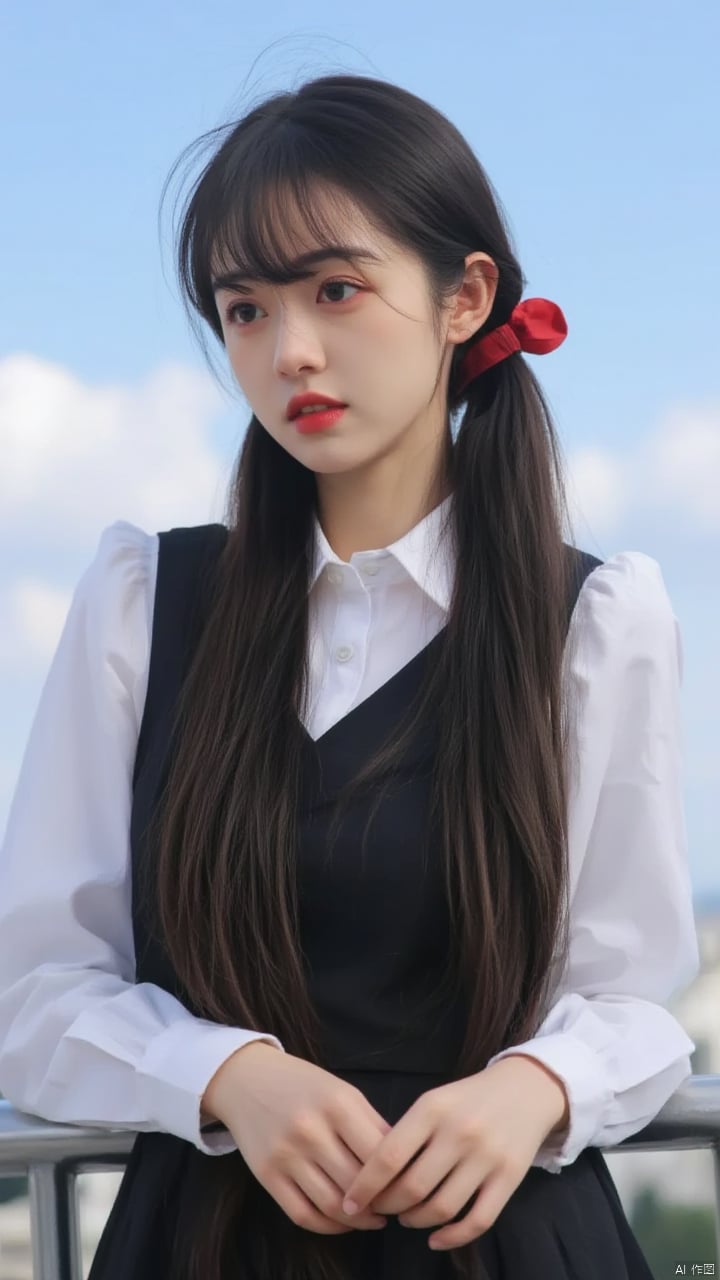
left=456, top=297, right=568, bottom=394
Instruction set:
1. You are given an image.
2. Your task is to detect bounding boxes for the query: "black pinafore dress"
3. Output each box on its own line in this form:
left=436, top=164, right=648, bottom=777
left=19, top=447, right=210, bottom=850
left=88, top=525, right=654, bottom=1280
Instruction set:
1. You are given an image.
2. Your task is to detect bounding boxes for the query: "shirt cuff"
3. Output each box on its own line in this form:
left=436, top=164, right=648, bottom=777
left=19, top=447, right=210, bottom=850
left=486, top=1033, right=613, bottom=1174
left=137, top=1020, right=284, bottom=1154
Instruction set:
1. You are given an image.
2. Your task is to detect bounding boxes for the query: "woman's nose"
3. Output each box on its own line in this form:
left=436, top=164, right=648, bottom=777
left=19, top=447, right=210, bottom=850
left=272, top=316, right=326, bottom=378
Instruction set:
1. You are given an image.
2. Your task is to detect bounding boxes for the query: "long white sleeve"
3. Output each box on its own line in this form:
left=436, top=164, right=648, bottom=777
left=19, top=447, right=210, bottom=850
left=0, top=521, right=283, bottom=1154
left=487, top=551, right=700, bottom=1171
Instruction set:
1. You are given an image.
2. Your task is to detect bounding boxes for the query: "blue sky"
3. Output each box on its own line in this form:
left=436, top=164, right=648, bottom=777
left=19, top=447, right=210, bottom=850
left=1, top=1, right=718, bottom=898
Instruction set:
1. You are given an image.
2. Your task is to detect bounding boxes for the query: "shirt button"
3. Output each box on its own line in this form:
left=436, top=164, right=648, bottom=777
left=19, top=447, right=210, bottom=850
left=335, top=644, right=354, bottom=662
left=363, top=563, right=380, bottom=577
left=326, top=566, right=343, bottom=585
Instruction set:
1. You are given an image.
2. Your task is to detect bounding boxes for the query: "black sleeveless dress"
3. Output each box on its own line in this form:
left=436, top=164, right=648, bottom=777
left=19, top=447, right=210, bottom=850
left=87, top=525, right=654, bottom=1280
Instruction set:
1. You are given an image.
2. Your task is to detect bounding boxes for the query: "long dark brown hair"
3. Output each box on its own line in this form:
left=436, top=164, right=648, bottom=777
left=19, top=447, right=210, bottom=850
left=148, top=73, right=579, bottom=1280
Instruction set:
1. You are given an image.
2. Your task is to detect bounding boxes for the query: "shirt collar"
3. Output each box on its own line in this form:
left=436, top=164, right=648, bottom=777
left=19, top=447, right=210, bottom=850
left=309, top=493, right=455, bottom=612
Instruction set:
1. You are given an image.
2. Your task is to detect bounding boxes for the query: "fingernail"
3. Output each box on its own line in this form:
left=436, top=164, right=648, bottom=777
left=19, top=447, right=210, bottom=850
left=343, top=1198, right=359, bottom=1215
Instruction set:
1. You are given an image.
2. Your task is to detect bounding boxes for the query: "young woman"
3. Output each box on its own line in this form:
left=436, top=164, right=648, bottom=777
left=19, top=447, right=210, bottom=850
left=0, top=74, right=700, bottom=1280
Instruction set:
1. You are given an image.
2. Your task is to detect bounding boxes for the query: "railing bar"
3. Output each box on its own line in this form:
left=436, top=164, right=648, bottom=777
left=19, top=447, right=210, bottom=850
left=714, top=1143, right=720, bottom=1267
left=612, top=1138, right=718, bottom=1153
left=28, top=1162, right=69, bottom=1280
left=71, top=1158, right=130, bottom=1176
left=66, top=1170, right=84, bottom=1280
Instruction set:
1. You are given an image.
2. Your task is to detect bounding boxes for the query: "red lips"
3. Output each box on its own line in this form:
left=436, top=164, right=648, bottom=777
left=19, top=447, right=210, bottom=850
left=286, top=391, right=347, bottom=421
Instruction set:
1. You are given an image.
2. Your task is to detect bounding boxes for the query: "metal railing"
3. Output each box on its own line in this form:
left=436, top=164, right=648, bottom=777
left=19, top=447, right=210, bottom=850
left=1, top=1077, right=719, bottom=1280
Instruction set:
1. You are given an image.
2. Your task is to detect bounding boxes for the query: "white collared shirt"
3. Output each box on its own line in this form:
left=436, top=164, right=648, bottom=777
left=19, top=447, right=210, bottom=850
left=0, top=501, right=700, bottom=1174
left=305, top=497, right=453, bottom=739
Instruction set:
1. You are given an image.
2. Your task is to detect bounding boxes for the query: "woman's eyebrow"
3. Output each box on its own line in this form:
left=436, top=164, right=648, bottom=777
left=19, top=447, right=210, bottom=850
left=211, top=246, right=382, bottom=294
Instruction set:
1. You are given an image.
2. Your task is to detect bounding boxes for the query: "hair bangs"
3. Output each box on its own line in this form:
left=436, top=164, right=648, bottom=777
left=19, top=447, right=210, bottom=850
left=201, top=135, right=371, bottom=305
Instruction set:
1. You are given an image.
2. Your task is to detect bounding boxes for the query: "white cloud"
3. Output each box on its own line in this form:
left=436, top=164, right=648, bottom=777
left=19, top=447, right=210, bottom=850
left=565, top=402, right=720, bottom=534
left=0, top=353, right=242, bottom=683
left=643, top=405, right=720, bottom=531
left=564, top=447, right=629, bottom=536
left=0, top=353, right=232, bottom=542
left=0, top=579, right=72, bottom=668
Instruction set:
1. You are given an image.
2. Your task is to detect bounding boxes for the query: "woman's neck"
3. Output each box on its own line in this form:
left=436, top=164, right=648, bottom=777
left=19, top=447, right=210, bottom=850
left=315, top=470, right=452, bottom=562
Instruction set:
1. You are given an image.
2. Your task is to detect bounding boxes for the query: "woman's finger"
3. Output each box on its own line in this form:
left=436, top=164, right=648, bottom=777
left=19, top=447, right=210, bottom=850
left=314, top=1136, right=363, bottom=1191
left=370, top=1140, right=461, bottom=1216
left=334, top=1094, right=392, bottom=1166
left=272, top=1174, right=354, bottom=1236
left=296, top=1161, right=388, bottom=1231
left=397, top=1157, right=484, bottom=1228
left=342, top=1105, right=433, bottom=1214
left=428, top=1166, right=523, bottom=1250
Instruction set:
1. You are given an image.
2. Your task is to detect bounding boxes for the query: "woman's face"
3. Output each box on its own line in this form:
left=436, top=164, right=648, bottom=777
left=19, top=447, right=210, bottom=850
left=212, top=188, right=479, bottom=486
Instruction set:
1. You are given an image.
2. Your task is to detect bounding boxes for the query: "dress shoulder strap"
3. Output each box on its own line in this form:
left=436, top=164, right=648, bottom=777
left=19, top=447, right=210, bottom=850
left=564, top=544, right=603, bottom=636
left=132, top=523, right=229, bottom=791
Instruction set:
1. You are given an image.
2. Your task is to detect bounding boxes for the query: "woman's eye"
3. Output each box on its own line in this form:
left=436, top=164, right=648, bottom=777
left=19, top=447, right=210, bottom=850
left=321, top=279, right=360, bottom=304
left=225, top=279, right=361, bottom=327
left=226, top=301, right=261, bottom=325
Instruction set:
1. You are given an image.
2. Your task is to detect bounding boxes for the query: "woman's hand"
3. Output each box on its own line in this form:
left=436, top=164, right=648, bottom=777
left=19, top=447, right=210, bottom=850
left=202, top=1042, right=392, bottom=1236
left=340, top=1055, right=570, bottom=1251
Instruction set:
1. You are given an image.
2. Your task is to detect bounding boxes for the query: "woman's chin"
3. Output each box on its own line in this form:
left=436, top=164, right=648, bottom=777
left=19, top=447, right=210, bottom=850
left=291, top=440, right=379, bottom=475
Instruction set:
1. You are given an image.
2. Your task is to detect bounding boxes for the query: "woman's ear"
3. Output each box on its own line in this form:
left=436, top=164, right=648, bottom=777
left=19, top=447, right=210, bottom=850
left=445, top=252, right=499, bottom=348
